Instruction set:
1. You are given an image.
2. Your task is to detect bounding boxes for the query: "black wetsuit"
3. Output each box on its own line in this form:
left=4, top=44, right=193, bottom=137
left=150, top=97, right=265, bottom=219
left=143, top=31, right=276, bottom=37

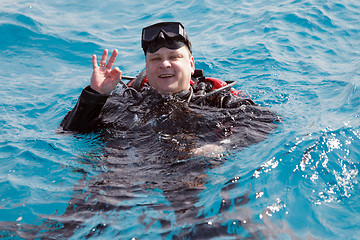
left=60, top=74, right=255, bottom=132
left=53, top=73, right=279, bottom=240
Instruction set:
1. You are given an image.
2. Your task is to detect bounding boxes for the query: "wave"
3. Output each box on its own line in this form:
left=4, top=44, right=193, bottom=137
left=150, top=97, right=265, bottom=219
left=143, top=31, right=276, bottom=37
left=0, top=12, right=101, bottom=66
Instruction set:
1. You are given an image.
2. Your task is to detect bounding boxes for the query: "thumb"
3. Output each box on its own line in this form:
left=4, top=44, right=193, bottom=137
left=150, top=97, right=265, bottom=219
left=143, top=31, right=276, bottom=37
left=114, top=69, right=122, bottom=84
left=108, top=67, right=122, bottom=80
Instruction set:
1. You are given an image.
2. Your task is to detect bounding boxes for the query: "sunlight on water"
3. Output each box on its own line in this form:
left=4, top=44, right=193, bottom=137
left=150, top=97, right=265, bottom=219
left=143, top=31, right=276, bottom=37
left=0, top=0, right=359, bottom=239
left=286, top=124, right=359, bottom=206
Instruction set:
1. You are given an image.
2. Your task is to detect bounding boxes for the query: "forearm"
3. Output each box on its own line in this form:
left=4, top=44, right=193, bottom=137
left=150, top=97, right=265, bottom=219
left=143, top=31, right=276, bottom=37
left=60, top=86, right=109, bottom=131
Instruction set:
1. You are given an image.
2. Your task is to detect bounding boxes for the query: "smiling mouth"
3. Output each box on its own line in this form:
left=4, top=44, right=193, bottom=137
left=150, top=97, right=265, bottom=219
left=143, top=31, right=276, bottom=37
left=159, top=74, right=174, bottom=78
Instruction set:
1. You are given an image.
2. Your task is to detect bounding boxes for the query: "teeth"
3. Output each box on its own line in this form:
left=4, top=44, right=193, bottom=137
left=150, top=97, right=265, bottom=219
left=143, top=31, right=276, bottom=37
left=160, top=74, right=173, bottom=78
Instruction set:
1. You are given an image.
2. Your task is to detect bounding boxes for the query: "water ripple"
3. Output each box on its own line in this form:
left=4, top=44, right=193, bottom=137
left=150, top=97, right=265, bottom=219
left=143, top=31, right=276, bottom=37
left=1, top=0, right=360, bottom=239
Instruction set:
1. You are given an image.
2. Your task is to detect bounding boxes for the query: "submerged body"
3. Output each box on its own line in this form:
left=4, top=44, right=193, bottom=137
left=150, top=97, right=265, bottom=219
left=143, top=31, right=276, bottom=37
left=52, top=85, right=280, bottom=238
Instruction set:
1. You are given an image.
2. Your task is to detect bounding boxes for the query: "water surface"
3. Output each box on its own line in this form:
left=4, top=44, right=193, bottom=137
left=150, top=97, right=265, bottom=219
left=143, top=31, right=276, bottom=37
left=0, top=0, right=359, bottom=239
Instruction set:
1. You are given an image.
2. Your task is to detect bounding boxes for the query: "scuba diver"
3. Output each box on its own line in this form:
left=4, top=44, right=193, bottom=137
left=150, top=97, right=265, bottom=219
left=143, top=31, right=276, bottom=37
left=55, top=22, right=279, bottom=239
left=60, top=22, right=256, bottom=132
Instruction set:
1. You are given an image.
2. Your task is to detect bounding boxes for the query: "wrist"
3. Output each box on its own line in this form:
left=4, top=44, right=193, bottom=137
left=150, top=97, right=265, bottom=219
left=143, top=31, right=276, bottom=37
left=86, top=86, right=109, bottom=95
left=89, top=84, right=108, bottom=95
left=89, top=86, right=103, bottom=94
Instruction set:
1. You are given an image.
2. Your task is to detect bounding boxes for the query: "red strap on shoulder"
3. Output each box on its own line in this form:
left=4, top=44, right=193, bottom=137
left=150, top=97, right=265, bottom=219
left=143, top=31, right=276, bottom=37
left=205, top=77, right=249, bottom=98
left=205, top=77, right=228, bottom=90
left=142, top=77, right=148, bottom=87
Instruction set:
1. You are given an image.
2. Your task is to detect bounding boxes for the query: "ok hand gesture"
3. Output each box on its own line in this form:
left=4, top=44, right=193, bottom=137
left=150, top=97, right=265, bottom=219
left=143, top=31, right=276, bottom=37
left=90, top=49, right=122, bottom=94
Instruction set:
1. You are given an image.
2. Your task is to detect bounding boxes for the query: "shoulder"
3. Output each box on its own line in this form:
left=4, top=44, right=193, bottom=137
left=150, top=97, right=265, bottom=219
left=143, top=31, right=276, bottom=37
left=190, top=70, right=255, bottom=108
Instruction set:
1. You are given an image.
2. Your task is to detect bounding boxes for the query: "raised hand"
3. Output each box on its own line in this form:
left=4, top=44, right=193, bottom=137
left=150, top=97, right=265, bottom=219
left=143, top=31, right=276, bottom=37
left=90, top=49, right=122, bottom=94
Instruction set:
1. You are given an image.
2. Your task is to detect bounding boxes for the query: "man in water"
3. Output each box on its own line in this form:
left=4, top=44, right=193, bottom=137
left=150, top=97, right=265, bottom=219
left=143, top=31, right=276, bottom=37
left=54, top=22, right=279, bottom=239
left=61, top=22, right=255, bottom=132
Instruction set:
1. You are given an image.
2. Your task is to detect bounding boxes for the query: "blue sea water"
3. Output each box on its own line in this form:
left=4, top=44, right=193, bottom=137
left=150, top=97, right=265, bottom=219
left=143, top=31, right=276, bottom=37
left=1, top=0, right=359, bottom=239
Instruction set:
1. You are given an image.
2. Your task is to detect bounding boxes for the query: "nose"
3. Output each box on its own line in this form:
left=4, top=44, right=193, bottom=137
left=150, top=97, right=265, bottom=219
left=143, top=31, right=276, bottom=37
left=159, top=59, right=171, bottom=68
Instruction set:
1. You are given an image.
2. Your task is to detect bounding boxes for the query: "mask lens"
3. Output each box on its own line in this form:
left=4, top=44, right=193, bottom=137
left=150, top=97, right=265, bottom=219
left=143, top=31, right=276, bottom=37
left=142, top=22, right=184, bottom=42
left=142, top=22, right=191, bottom=54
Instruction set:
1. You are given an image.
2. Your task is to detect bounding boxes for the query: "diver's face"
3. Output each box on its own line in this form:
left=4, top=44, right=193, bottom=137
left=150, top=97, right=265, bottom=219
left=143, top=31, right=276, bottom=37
left=145, top=46, right=195, bottom=94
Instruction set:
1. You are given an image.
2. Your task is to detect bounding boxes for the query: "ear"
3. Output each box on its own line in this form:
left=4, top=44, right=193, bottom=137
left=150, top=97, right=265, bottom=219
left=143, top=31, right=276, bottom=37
left=190, top=56, right=195, bottom=75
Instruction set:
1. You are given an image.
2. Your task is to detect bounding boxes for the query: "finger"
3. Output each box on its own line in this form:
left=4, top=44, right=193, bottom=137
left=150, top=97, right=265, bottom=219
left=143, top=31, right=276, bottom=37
left=106, top=49, right=118, bottom=69
left=99, top=49, right=108, bottom=67
left=108, top=67, right=122, bottom=79
left=114, top=71, right=122, bottom=84
left=92, top=54, right=98, bottom=69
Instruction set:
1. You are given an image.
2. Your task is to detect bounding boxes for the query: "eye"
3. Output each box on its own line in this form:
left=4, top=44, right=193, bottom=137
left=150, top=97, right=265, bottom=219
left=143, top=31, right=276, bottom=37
left=170, top=54, right=182, bottom=60
left=149, top=56, right=161, bottom=61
